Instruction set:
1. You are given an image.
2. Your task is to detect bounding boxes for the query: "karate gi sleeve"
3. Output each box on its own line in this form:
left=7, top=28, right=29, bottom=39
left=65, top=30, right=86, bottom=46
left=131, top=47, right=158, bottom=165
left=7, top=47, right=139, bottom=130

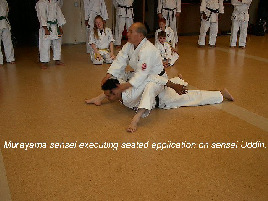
left=219, top=0, right=224, bottom=14
left=36, top=2, right=48, bottom=27
left=88, top=31, right=96, bottom=45
left=128, top=49, right=157, bottom=88
left=200, top=0, right=206, bottom=13
left=157, top=0, right=163, bottom=14
left=56, top=5, right=66, bottom=26
left=242, top=0, right=252, bottom=5
left=101, top=0, right=109, bottom=20
left=107, top=44, right=130, bottom=78
left=166, top=43, right=172, bottom=60
left=176, top=0, right=181, bottom=13
left=113, top=0, right=118, bottom=8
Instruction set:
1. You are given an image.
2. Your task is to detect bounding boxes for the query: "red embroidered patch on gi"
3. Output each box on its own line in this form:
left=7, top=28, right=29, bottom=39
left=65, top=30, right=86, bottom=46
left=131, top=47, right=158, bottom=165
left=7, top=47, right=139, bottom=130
left=142, top=63, right=147, bottom=71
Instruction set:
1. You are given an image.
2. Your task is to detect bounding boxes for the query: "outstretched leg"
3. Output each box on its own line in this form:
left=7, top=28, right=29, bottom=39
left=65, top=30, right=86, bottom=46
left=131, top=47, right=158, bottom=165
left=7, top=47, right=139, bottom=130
left=127, top=108, right=146, bottom=133
left=85, top=93, right=106, bottom=106
left=221, top=88, right=234, bottom=101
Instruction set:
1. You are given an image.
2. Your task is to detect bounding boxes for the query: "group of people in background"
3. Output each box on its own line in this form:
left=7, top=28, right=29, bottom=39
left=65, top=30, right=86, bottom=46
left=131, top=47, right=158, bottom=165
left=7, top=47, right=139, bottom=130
left=0, top=0, right=252, bottom=68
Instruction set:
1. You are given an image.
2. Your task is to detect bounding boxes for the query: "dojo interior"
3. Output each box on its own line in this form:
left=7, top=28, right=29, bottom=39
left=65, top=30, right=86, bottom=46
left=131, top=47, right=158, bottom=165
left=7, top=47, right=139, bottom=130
left=0, top=0, right=268, bottom=200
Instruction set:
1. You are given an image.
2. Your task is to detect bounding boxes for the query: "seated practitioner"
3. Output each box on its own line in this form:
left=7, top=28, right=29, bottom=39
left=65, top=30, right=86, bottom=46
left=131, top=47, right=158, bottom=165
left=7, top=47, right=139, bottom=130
left=155, top=31, right=179, bottom=68
left=155, top=18, right=176, bottom=50
left=89, top=15, right=115, bottom=65
left=85, top=76, right=234, bottom=133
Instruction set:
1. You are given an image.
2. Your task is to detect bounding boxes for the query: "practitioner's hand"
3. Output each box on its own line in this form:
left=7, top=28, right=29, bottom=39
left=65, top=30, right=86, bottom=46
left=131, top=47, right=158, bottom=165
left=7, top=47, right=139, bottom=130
left=85, top=20, right=89, bottom=27
left=176, top=12, right=180, bottom=17
left=112, top=83, right=132, bottom=96
left=166, top=81, right=187, bottom=95
left=96, top=52, right=103, bottom=61
left=43, top=27, right=50, bottom=35
left=110, top=53, right=116, bottom=60
left=101, top=73, right=112, bottom=86
left=59, top=27, right=63, bottom=35
left=158, top=13, right=163, bottom=19
left=163, top=61, right=169, bottom=68
left=202, top=13, right=207, bottom=20
left=171, top=47, right=178, bottom=54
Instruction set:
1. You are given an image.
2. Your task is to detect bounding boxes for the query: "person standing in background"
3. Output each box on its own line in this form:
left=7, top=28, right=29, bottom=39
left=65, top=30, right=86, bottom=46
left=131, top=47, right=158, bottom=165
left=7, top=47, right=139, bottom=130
left=230, top=0, right=252, bottom=48
left=113, top=0, right=134, bottom=48
left=0, top=0, right=15, bottom=67
left=36, top=0, right=66, bottom=69
left=198, top=0, right=224, bottom=47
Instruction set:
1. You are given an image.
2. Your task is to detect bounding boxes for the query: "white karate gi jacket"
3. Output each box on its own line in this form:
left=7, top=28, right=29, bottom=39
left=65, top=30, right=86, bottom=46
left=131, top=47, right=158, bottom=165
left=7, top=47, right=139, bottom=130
left=36, top=0, right=66, bottom=40
left=231, top=0, right=252, bottom=22
left=83, top=0, right=108, bottom=21
left=89, top=27, right=115, bottom=50
left=108, top=38, right=165, bottom=89
left=113, top=0, right=134, bottom=18
left=155, top=26, right=175, bottom=48
left=0, top=0, right=10, bottom=30
left=200, top=0, right=224, bottom=22
left=157, top=0, right=181, bottom=14
left=155, top=42, right=179, bottom=66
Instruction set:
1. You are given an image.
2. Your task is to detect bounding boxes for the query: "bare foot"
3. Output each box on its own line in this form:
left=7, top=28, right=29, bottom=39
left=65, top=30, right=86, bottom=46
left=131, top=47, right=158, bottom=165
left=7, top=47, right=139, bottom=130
left=221, top=88, right=234, bottom=101
left=209, top=45, right=216, bottom=48
left=8, top=61, right=15, bottom=64
left=40, top=62, right=48, bottom=69
left=127, top=118, right=139, bottom=133
left=178, top=74, right=183, bottom=79
left=55, top=60, right=65, bottom=65
left=198, top=44, right=205, bottom=48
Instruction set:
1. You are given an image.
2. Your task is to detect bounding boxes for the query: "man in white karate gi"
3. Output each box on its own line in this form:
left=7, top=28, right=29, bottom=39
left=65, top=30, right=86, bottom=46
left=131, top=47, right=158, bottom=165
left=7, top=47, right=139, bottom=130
left=101, top=22, right=186, bottom=115
left=36, top=0, right=66, bottom=69
left=157, top=0, right=181, bottom=45
left=0, top=0, right=15, bottom=66
left=230, top=0, right=252, bottom=48
left=113, top=0, right=134, bottom=47
left=83, top=0, right=108, bottom=53
left=198, top=0, right=224, bottom=47
left=86, top=76, right=234, bottom=132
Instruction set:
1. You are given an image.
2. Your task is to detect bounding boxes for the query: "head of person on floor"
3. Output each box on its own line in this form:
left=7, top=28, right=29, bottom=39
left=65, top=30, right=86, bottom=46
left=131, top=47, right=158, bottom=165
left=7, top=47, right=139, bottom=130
left=127, top=22, right=147, bottom=47
left=94, top=15, right=106, bottom=40
left=158, top=18, right=166, bottom=31
left=101, top=78, right=122, bottom=102
left=158, top=31, right=167, bottom=45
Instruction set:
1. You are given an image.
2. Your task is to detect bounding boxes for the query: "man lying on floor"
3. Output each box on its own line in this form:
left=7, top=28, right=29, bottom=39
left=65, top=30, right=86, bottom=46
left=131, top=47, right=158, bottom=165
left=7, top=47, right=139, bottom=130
left=85, top=76, right=234, bottom=133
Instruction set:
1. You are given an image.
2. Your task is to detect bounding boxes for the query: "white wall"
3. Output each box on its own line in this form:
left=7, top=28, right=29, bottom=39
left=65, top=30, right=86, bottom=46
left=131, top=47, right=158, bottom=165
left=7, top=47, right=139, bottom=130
left=62, top=0, right=114, bottom=44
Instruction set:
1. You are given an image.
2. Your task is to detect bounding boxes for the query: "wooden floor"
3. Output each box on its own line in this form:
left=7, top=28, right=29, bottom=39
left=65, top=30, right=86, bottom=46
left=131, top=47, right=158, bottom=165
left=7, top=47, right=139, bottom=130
left=0, top=35, right=268, bottom=201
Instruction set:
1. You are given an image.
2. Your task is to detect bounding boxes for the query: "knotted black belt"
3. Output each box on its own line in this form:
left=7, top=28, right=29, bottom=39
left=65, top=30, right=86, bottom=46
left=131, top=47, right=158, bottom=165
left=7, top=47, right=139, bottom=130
left=118, top=4, right=134, bottom=18
left=162, top=7, right=176, bottom=22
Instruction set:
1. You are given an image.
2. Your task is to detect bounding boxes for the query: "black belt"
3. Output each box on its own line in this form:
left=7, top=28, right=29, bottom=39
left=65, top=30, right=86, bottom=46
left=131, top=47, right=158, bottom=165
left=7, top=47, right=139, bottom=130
left=158, top=69, right=165, bottom=76
left=162, top=7, right=176, bottom=21
left=206, top=7, right=219, bottom=14
left=155, top=95, right=160, bottom=108
left=118, top=4, right=134, bottom=18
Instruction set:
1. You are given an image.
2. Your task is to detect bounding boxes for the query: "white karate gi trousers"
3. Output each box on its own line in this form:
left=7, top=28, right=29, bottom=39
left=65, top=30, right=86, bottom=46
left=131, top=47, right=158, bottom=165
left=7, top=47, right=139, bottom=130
left=158, top=89, right=223, bottom=109
left=198, top=19, right=218, bottom=46
left=39, top=29, right=62, bottom=63
left=91, top=49, right=113, bottom=65
left=0, top=28, right=15, bottom=64
left=114, top=15, right=133, bottom=46
left=165, top=15, right=178, bottom=45
left=230, top=20, right=248, bottom=47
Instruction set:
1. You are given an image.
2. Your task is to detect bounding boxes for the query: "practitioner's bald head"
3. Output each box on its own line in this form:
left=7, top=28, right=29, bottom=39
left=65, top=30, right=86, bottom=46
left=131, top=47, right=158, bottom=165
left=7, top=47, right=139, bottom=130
left=133, top=22, right=147, bottom=37
left=127, top=22, right=147, bottom=47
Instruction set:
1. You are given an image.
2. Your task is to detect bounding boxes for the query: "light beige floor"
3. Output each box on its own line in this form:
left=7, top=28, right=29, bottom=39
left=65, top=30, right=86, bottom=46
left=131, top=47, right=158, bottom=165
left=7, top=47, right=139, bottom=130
left=0, top=35, right=268, bottom=201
